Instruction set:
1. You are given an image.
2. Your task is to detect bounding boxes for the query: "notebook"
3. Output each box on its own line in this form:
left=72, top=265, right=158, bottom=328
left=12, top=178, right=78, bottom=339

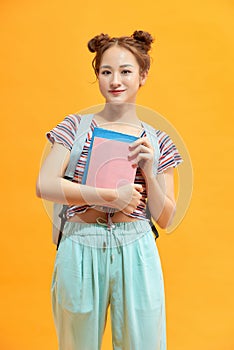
left=82, top=127, right=140, bottom=189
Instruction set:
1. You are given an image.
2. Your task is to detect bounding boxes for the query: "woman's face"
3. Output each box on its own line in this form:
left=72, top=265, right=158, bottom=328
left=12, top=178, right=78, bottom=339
left=98, top=46, right=147, bottom=104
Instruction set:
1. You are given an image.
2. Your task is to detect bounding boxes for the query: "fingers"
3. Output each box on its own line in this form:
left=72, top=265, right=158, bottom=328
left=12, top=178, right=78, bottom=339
left=128, top=144, right=153, bottom=160
left=133, top=183, right=143, bottom=192
left=129, top=136, right=152, bottom=149
left=128, top=137, right=154, bottom=167
left=115, top=183, right=143, bottom=213
left=123, top=198, right=145, bottom=214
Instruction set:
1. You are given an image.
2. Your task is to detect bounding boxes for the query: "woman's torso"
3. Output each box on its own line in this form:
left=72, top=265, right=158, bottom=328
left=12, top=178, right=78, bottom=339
left=69, top=116, right=145, bottom=224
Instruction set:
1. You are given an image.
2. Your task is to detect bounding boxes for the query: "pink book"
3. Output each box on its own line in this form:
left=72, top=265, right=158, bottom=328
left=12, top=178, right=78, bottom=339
left=82, top=127, right=140, bottom=189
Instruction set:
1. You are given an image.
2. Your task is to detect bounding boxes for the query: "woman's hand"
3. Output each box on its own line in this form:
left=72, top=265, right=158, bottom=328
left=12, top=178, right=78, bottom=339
left=128, top=137, right=154, bottom=178
left=112, top=183, right=143, bottom=214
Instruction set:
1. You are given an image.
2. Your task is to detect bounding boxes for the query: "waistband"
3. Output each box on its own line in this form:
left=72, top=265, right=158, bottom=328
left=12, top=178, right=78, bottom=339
left=62, top=219, right=152, bottom=250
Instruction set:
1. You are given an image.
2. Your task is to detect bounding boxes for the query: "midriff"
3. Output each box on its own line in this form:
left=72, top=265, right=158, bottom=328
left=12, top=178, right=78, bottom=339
left=67, top=208, right=138, bottom=224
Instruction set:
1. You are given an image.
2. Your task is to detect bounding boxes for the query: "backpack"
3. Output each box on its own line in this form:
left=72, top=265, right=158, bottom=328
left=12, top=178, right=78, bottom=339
left=53, top=113, right=160, bottom=249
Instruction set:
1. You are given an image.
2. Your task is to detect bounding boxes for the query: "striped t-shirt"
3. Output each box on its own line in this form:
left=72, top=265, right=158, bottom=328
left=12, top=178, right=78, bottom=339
left=46, top=114, right=183, bottom=220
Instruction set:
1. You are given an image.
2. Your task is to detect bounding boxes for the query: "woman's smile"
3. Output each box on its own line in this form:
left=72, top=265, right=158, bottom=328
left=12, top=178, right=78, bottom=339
left=108, top=89, right=126, bottom=95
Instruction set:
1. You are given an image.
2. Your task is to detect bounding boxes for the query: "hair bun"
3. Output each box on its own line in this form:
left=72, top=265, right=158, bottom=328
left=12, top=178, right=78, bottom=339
left=132, top=30, right=154, bottom=52
left=87, top=33, right=110, bottom=53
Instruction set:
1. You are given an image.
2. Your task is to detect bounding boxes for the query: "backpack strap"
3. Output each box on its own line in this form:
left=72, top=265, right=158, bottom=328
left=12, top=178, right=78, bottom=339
left=56, top=113, right=94, bottom=250
left=64, top=113, right=94, bottom=180
left=141, top=121, right=160, bottom=240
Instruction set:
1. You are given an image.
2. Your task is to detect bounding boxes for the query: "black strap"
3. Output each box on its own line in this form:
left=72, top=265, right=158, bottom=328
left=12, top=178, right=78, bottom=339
left=145, top=202, right=159, bottom=240
left=151, top=222, right=159, bottom=240
left=56, top=205, right=68, bottom=250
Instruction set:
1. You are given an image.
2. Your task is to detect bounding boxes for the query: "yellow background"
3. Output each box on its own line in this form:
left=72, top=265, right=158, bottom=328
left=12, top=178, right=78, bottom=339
left=1, top=1, right=234, bottom=349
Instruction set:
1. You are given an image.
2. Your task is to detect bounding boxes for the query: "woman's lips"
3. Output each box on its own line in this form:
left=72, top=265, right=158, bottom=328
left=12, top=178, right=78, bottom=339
left=108, top=90, right=126, bottom=95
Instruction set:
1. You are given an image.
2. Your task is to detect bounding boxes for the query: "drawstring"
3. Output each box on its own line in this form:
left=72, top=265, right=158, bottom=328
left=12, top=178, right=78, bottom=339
left=96, top=212, right=121, bottom=262
left=96, top=216, right=108, bottom=226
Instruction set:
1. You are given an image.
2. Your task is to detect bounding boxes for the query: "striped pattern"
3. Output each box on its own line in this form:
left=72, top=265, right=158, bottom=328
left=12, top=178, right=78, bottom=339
left=46, top=114, right=183, bottom=220
left=156, top=129, right=183, bottom=174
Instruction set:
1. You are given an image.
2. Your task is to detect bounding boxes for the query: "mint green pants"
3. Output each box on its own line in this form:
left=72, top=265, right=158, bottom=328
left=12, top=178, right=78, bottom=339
left=51, top=220, right=166, bottom=350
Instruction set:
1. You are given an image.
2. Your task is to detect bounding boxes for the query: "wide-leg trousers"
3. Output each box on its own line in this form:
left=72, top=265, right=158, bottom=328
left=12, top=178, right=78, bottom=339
left=51, top=219, right=167, bottom=350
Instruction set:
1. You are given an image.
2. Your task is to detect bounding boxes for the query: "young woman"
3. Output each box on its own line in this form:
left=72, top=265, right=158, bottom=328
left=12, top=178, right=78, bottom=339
left=36, top=30, right=183, bottom=350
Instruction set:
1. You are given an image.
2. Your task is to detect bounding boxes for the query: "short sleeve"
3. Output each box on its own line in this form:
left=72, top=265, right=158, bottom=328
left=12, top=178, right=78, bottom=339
left=46, top=114, right=81, bottom=151
left=156, top=130, right=183, bottom=173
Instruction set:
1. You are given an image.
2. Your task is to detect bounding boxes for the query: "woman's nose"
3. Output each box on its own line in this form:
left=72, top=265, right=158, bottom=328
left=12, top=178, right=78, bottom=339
left=110, top=72, right=121, bottom=87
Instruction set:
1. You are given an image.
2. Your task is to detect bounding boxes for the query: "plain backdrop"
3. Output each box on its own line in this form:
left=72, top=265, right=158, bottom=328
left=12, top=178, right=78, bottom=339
left=0, top=0, right=234, bottom=349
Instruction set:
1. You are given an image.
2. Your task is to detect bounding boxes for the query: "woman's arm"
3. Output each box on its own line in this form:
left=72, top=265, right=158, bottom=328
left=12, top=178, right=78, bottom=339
left=145, top=168, right=176, bottom=229
left=36, top=142, right=143, bottom=214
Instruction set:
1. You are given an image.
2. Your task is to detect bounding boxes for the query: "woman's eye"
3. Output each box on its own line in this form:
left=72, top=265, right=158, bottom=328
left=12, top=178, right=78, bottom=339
left=122, top=70, right=132, bottom=75
left=101, top=70, right=111, bottom=75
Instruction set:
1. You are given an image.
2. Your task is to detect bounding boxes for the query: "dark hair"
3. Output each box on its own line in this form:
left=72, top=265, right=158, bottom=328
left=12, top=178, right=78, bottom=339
left=87, top=30, right=154, bottom=77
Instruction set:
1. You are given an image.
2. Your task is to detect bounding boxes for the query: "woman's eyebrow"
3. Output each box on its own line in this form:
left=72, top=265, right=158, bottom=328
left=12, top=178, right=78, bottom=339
left=100, top=64, right=135, bottom=69
left=120, top=64, right=134, bottom=68
left=100, top=65, right=112, bottom=69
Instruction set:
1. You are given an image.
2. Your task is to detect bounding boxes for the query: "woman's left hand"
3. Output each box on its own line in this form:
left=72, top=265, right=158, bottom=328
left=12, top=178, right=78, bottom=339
left=128, top=137, right=154, bottom=178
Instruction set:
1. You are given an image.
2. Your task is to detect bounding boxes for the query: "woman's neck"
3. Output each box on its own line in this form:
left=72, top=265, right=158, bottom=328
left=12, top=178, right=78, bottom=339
left=96, top=102, right=140, bottom=125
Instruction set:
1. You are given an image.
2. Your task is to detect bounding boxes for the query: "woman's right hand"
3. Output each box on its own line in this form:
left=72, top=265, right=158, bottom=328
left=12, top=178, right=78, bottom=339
left=112, top=183, right=143, bottom=214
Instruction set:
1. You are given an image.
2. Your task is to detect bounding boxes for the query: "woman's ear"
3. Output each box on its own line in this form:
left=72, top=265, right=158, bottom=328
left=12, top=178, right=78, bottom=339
left=139, top=70, right=148, bottom=87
